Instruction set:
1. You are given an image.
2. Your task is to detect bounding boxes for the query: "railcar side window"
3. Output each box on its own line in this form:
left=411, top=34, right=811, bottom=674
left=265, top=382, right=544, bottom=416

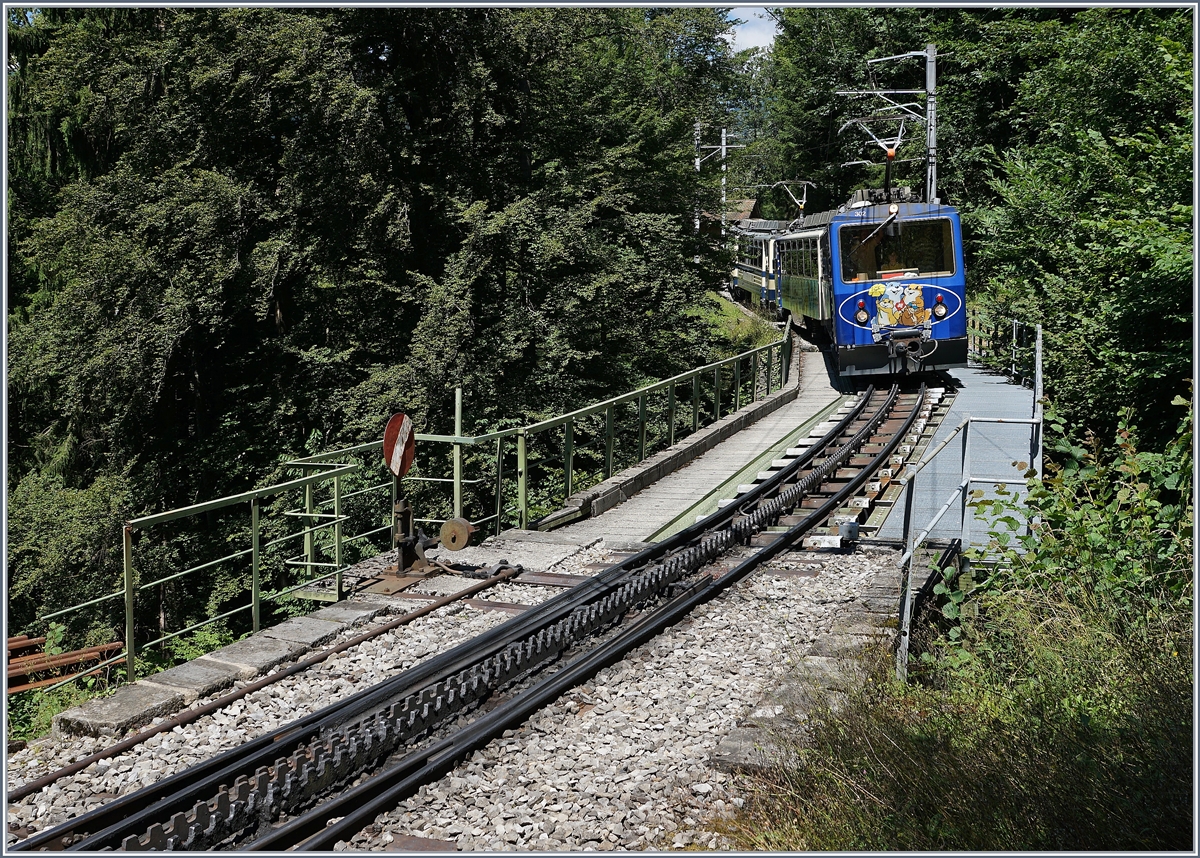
left=838, top=218, right=955, bottom=281
left=779, top=238, right=819, bottom=279
left=738, top=238, right=762, bottom=269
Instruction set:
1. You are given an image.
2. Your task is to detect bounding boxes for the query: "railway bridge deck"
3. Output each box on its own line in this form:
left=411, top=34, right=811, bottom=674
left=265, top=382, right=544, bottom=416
left=45, top=348, right=1033, bottom=761
left=17, top=349, right=1044, bottom=851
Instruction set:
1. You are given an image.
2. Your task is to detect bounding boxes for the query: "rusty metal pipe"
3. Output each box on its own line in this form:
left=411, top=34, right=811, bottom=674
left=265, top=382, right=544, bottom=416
left=8, top=643, right=123, bottom=675
left=10, top=641, right=120, bottom=663
left=7, top=566, right=517, bottom=806
left=7, top=636, right=48, bottom=650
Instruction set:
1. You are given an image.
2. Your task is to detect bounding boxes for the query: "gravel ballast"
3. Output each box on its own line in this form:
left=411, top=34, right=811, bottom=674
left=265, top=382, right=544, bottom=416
left=342, top=548, right=897, bottom=851
left=6, top=543, right=899, bottom=851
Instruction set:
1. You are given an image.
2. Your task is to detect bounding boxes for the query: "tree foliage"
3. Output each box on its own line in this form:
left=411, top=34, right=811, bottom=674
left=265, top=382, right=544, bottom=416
left=6, top=8, right=738, bottom=638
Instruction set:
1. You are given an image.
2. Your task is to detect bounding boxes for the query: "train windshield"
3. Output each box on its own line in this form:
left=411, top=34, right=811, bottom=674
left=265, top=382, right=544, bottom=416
left=839, top=218, right=955, bottom=282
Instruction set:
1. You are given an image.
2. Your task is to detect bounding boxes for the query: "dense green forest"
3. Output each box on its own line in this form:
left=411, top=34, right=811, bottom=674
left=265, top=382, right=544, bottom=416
left=7, top=7, right=741, bottom=641
left=5, top=7, right=1193, bottom=818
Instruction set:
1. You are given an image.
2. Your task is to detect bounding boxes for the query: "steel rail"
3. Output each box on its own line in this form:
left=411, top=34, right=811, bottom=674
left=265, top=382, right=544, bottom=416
left=252, top=385, right=909, bottom=850
left=16, top=560, right=644, bottom=851
left=22, top=389, right=882, bottom=853
left=42, top=552, right=680, bottom=851
left=250, top=578, right=717, bottom=851
left=256, top=384, right=923, bottom=851
left=20, top=562, right=639, bottom=852
left=6, top=567, right=518, bottom=809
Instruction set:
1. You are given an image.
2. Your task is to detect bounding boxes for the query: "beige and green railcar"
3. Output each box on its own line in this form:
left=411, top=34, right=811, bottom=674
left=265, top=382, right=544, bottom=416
left=731, top=232, right=774, bottom=307
left=774, top=227, right=833, bottom=324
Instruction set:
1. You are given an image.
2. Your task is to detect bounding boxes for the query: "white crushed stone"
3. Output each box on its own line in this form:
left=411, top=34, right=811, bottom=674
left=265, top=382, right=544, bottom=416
left=345, top=546, right=897, bottom=851
left=3, top=543, right=609, bottom=842
left=5, top=541, right=898, bottom=852
left=409, top=574, right=489, bottom=596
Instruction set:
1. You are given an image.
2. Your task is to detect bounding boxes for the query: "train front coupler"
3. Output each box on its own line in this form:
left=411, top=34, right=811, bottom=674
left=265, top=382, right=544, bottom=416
left=877, top=327, right=930, bottom=371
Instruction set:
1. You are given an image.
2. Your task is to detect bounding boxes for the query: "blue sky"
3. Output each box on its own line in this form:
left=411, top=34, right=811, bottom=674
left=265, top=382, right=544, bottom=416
left=726, top=7, right=778, bottom=52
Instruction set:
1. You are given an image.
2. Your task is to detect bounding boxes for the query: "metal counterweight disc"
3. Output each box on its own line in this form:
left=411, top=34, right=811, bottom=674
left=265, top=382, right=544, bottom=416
left=439, top=518, right=475, bottom=551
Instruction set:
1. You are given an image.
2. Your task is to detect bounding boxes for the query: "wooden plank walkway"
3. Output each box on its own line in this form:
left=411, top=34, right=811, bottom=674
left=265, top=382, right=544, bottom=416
left=554, top=346, right=847, bottom=545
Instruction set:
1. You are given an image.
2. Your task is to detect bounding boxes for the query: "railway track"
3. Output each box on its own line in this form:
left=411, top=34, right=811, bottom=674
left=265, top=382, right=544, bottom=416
left=14, top=382, right=927, bottom=852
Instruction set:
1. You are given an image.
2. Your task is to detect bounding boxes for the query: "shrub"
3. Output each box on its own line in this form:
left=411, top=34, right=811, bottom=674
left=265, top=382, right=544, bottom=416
left=719, top=399, right=1193, bottom=850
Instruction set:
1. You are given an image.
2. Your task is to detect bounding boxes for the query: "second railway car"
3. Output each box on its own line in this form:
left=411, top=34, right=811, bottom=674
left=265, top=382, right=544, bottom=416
left=732, top=189, right=968, bottom=377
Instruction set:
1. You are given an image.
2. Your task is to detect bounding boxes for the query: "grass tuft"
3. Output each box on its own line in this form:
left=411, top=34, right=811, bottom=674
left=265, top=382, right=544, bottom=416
left=717, top=588, right=1193, bottom=851
left=691, top=291, right=779, bottom=356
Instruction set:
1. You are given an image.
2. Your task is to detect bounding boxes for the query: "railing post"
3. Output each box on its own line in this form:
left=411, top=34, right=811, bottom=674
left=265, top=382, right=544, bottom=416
left=766, top=347, right=774, bottom=395
left=961, top=421, right=972, bottom=548
left=494, top=437, right=504, bottom=537
left=899, top=463, right=919, bottom=676
left=304, top=481, right=315, bottom=572
left=896, top=469, right=917, bottom=682
left=123, top=525, right=136, bottom=683
left=901, top=465, right=916, bottom=550
left=713, top=366, right=721, bottom=420
left=453, top=386, right=463, bottom=519
left=638, top=394, right=647, bottom=462
left=251, top=497, right=260, bottom=632
left=333, top=475, right=343, bottom=600
left=517, top=429, right=528, bottom=530
left=734, top=357, right=742, bottom=412
left=667, top=382, right=677, bottom=447
left=1011, top=318, right=1018, bottom=380
left=692, top=373, right=700, bottom=433
left=604, top=405, right=614, bottom=479
left=897, top=538, right=917, bottom=682
left=783, top=330, right=792, bottom=384
left=564, top=418, right=574, bottom=499
left=1034, top=324, right=1044, bottom=478
left=753, top=351, right=760, bottom=400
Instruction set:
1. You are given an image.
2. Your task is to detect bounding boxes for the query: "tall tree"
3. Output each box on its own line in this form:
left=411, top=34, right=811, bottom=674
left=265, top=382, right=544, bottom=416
left=6, top=8, right=739, bottom=636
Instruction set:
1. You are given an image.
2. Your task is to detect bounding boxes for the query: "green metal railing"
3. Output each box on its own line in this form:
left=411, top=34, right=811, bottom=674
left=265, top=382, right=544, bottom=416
left=26, top=326, right=791, bottom=689
left=512, top=325, right=791, bottom=527
left=968, top=309, right=1041, bottom=387
left=894, top=324, right=1044, bottom=681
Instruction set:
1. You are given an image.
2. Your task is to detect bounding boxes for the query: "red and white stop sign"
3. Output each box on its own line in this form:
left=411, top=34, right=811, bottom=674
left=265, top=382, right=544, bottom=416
left=383, top=413, right=416, bottom=478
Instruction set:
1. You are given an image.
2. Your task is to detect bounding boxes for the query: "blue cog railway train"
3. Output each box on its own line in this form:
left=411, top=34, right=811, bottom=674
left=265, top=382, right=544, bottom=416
left=731, top=188, right=968, bottom=377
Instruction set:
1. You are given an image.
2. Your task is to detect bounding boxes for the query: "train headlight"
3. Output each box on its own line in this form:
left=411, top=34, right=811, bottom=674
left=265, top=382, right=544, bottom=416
left=854, top=300, right=870, bottom=325
left=932, top=294, right=948, bottom=319
left=888, top=203, right=899, bottom=215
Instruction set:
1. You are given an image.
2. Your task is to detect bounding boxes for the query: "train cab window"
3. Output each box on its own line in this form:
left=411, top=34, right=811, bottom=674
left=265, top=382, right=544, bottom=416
left=738, top=238, right=762, bottom=269
left=839, top=218, right=955, bottom=282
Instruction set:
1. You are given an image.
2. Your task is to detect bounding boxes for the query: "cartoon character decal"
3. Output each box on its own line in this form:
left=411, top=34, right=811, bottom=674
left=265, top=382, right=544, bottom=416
left=869, top=282, right=907, bottom=326
left=897, top=282, right=931, bottom=326
left=838, top=283, right=959, bottom=329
